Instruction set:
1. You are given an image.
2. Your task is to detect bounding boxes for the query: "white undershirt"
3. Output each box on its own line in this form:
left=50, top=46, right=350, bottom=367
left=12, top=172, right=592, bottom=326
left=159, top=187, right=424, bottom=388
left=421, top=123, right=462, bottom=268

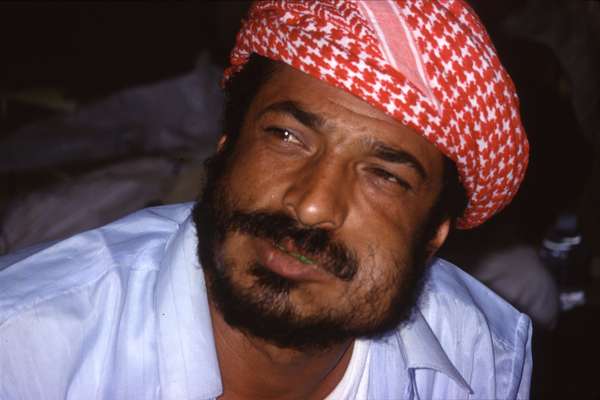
left=325, top=339, right=371, bottom=400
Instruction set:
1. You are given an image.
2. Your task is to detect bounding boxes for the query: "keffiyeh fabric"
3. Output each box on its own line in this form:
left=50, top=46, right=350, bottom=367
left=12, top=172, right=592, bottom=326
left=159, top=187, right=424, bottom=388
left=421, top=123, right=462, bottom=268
left=225, top=0, right=529, bottom=228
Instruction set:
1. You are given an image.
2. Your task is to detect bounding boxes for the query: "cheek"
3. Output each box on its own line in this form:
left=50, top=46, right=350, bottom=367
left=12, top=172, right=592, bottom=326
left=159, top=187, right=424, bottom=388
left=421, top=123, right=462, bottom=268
left=326, top=250, right=408, bottom=321
left=342, top=202, right=415, bottom=274
left=356, top=183, right=430, bottom=242
left=342, top=226, right=418, bottom=301
left=355, top=248, right=405, bottom=289
left=226, top=148, right=281, bottom=204
left=226, top=143, right=306, bottom=211
left=219, top=232, right=258, bottom=287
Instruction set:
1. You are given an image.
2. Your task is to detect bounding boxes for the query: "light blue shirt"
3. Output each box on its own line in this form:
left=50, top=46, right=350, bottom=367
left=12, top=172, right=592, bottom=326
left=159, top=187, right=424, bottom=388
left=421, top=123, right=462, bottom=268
left=0, top=203, right=532, bottom=399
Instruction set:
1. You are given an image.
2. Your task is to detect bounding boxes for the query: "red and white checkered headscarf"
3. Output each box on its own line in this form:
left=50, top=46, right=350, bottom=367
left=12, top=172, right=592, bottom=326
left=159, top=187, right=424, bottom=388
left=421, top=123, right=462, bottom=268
left=225, top=0, right=529, bottom=229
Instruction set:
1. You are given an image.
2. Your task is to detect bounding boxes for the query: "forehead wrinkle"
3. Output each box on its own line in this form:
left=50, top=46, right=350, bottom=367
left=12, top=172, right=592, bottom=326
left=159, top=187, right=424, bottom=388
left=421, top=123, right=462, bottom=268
left=257, top=100, right=328, bottom=132
left=321, top=95, right=417, bottom=149
left=324, top=93, right=398, bottom=128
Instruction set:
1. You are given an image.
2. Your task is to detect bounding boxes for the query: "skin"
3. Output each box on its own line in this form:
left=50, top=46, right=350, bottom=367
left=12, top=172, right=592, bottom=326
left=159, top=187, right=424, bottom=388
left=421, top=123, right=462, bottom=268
left=209, top=65, right=451, bottom=399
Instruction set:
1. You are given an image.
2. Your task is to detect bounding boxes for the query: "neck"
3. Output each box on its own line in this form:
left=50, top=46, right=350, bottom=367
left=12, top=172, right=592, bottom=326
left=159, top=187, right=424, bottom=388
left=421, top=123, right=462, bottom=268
left=208, top=301, right=354, bottom=400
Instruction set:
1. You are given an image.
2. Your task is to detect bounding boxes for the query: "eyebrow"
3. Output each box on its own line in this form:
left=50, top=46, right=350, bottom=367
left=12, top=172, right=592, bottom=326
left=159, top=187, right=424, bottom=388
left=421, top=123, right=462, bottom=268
left=258, top=100, right=325, bottom=131
left=370, top=140, right=428, bottom=181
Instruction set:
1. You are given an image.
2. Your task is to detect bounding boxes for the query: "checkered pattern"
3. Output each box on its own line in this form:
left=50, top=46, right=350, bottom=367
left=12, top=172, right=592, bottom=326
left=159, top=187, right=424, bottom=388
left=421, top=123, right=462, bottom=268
left=225, top=0, right=529, bottom=229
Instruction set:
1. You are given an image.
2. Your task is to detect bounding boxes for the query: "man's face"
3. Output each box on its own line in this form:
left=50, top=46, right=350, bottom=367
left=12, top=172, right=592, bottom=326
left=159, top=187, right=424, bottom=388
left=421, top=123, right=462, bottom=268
left=195, top=65, right=448, bottom=351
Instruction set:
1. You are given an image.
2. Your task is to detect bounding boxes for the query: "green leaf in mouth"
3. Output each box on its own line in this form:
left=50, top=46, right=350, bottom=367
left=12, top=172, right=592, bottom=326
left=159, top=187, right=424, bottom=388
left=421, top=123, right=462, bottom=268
left=275, top=243, right=316, bottom=265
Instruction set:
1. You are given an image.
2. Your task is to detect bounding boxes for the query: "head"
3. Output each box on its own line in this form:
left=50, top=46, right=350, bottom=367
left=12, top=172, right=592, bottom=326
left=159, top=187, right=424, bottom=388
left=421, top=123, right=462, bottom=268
left=194, top=0, right=527, bottom=352
left=194, top=55, right=466, bottom=351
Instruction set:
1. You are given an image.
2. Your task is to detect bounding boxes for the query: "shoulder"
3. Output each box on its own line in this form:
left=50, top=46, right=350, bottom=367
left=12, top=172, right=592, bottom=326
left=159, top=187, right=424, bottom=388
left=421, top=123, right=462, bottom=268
left=417, top=258, right=532, bottom=398
left=365, top=258, right=532, bottom=399
left=0, top=203, right=194, bottom=326
left=421, top=257, right=531, bottom=346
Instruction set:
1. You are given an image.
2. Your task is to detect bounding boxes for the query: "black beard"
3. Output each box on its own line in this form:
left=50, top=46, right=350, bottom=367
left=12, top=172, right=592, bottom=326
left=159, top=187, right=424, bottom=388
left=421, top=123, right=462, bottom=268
left=192, top=151, right=433, bottom=351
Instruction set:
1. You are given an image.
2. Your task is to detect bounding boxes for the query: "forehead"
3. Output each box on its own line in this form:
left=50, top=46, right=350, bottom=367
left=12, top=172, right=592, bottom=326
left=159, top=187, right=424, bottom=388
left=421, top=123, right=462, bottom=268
left=246, top=64, right=445, bottom=179
left=254, top=64, right=405, bottom=128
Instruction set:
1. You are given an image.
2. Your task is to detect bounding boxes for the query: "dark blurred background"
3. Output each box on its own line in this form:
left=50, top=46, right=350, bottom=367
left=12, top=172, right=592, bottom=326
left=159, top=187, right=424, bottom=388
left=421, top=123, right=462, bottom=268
left=0, top=1, right=599, bottom=399
left=0, top=2, right=243, bottom=105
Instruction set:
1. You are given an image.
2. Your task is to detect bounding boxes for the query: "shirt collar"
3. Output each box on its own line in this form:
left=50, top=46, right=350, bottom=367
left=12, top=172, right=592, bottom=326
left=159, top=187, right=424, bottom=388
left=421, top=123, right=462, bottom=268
left=155, top=214, right=223, bottom=400
left=398, top=309, right=473, bottom=393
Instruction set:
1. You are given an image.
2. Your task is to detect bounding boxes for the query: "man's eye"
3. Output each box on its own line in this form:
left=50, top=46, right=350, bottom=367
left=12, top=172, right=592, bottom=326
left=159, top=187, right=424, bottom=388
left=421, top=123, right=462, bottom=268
left=370, top=168, right=412, bottom=190
left=265, top=127, right=302, bottom=145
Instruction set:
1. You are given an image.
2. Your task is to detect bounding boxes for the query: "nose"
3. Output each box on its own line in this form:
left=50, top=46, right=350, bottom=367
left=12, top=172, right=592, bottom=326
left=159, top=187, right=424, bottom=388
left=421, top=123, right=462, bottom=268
left=282, top=158, right=350, bottom=230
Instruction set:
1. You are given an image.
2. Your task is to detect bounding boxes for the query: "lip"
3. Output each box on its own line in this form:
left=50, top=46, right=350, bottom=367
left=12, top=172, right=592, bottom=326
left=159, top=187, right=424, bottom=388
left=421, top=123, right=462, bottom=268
left=254, top=238, right=331, bottom=283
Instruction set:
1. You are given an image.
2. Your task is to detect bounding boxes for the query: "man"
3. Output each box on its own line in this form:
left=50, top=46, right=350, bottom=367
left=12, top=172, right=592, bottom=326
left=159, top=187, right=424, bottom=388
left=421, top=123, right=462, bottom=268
left=0, top=1, right=531, bottom=399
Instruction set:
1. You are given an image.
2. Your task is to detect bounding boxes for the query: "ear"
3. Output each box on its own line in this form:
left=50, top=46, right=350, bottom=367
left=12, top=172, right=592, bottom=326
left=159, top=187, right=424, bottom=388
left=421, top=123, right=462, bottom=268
left=425, top=218, right=451, bottom=261
left=217, top=134, right=228, bottom=152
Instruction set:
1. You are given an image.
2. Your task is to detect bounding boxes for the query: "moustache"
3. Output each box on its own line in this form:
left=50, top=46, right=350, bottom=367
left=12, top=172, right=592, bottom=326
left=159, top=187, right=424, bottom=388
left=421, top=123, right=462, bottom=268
left=227, top=210, right=358, bottom=281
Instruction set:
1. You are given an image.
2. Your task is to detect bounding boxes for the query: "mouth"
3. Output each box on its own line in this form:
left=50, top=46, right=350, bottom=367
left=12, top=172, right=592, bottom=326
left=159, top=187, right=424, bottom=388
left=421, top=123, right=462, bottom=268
left=254, top=238, right=331, bottom=283
left=274, top=242, right=316, bottom=265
